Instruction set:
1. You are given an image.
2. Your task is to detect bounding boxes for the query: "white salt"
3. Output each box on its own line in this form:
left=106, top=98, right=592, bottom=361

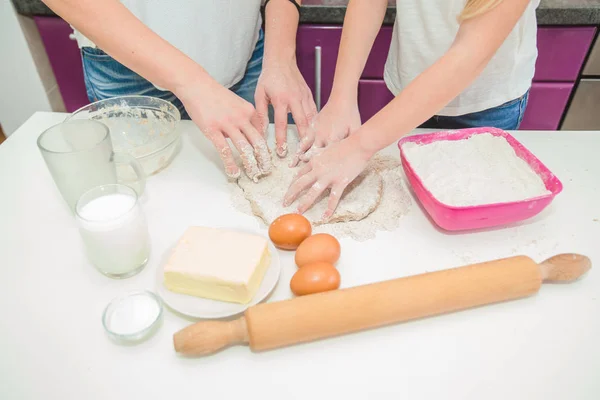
left=402, top=133, right=551, bottom=207
left=106, top=293, right=161, bottom=336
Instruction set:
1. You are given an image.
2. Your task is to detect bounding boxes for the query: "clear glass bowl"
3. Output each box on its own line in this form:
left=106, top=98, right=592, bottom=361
left=66, top=96, right=181, bottom=177
left=102, top=290, right=163, bottom=343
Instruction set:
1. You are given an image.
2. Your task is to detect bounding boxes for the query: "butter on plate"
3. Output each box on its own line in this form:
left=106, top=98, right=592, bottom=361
left=163, top=227, right=271, bottom=304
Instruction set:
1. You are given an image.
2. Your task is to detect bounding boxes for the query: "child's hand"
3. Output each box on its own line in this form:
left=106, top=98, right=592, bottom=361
left=283, top=134, right=371, bottom=219
left=290, top=98, right=361, bottom=167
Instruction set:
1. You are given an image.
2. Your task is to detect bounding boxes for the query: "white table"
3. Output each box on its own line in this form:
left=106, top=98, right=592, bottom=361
left=1, top=112, right=599, bottom=400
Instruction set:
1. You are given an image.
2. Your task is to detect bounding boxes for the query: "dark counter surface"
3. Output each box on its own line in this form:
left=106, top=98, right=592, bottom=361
left=11, top=0, right=600, bottom=25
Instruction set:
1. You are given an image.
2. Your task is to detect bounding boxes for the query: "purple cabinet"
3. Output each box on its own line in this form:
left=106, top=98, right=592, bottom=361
left=351, top=80, right=576, bottom=130
left=296, top=25, right=393, bottom=109
left=35, top=16, right=89, bottom=112
left=520, top=82, right=574, bottom=131
left=523, top=27, right=596, bottom=130
left=362, top=27, right=393, bottom=79
left=357, top=80, right=394, bottom=123
left=296, top=26, right=339, bottom=109
left=534, top=27, right=596, bottom=82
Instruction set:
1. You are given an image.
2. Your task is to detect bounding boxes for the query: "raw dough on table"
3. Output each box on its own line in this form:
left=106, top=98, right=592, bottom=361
left=231, top=131, right=412, bottom=241
left=237, top=154, right=383, bottom=226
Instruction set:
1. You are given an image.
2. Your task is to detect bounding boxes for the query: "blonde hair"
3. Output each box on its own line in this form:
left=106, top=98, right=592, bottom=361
left=458, top=0, right=504, bottom=22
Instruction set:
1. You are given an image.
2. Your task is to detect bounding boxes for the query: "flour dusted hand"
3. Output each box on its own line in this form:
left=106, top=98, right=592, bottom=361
left=291, top=99, right=361, bottom=167
left=176, top=79, right=271, bottom=181
left=255, top=61, right=317, bottom=158
left=231, top=137, right=412, bottom=241
left=284, top=135, right=372, bottom=219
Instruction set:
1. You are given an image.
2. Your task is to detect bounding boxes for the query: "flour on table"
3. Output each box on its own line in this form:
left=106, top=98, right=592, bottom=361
left=401, top=133, right=551, bottom=207
left=230, top=135, right=412, bottom=241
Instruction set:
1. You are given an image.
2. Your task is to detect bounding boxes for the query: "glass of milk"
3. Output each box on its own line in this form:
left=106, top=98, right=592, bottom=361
left=75, top=184, right=150, bottom=278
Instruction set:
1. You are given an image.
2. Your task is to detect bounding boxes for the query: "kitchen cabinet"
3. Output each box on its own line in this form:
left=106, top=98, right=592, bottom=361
left=561, top=36, right=600, bottom=130
left=296, top=25, right=597, bottom=131
left=582, top=35, right=600, bottom=75
left=34, top=16, right=88, bottom=113
left=519, top=82, right=574, bottom=130
left=295, top=25, right=338, bottom=110
left=357, top=80, right=394, bottom=123
left=534, top=27, right=596, bottom=81
left=296, top=26, right=393, bottom=110
left=33, top=17, right=596, bottom=130
left=361, top=28, right=393, bottom=79
left=358, top=80, right=577, bottom=131
left=561, top=79, right=600, bottom=130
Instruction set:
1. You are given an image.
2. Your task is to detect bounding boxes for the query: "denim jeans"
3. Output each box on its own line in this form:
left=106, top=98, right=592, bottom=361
left=421, top=91, right=530, bottom=130
left=81, top=29, right=266, bottom=120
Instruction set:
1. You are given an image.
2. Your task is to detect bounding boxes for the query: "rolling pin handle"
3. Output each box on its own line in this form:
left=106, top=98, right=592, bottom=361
left=173, top=316, right=249, bottom=356
left=539, top=254, right=591, bottom=283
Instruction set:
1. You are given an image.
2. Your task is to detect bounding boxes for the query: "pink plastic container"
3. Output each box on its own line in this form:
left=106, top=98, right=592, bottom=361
left=398, top=127, right=563, bottom=231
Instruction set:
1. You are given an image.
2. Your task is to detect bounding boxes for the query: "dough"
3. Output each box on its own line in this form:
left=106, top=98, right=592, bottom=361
left=237, top=140, right=384, bottom=226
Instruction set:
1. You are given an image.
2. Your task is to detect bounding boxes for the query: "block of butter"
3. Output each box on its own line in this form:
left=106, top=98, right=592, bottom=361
left=163, top=226, right=271, bottom=304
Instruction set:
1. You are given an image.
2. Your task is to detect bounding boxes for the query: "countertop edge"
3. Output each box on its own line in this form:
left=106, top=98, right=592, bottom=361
left=299, top=5, right=600, bottom=26
left=10, top=3, right=600, bottom=25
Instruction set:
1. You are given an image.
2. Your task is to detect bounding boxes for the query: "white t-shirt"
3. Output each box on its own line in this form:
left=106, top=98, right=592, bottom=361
left=384, top=0, right=540, bottom=116
left=73, top=0, right=263, bottom=89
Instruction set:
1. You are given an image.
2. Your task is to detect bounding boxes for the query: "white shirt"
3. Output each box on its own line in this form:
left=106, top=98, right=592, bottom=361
left=384, top=0, right=540, bottom=116
left=73, top=0, right=263, bottom=89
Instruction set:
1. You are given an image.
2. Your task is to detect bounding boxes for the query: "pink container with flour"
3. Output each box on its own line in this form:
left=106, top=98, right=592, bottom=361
left=398, top=127, right=563, bottom=231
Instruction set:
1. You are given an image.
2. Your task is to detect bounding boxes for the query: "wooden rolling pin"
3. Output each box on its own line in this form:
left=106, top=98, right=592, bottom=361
left=173, top=254, right=591, bottom=356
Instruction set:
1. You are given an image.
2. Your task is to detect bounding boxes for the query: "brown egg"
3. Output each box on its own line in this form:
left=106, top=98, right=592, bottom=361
left=268, top=213, right=312, bottom=250
left=295, top=233, right=341, bottom=267
left=290, top=262, right=341, bottom=296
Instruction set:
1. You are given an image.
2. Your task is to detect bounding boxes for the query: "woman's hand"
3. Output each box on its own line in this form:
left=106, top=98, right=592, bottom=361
left=176, top=79, right=271, bottom=182
left=290, top=98, right=361, bottom=167
left=255, top=60, right=317, bottom=157
left=283, top=134, right=373, bottom=220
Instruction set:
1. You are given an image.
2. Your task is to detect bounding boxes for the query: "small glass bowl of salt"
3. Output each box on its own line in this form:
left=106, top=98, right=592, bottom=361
left=103, top=291, right=163, bottom=343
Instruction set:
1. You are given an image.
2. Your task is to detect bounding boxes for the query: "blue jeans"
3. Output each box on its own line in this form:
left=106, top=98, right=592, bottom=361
left=420, top=91, right=530, bottom=130
left=81, top=29, right=266, bottom=120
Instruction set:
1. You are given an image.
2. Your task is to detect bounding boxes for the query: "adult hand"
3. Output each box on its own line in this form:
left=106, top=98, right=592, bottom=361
left=290, top=98, right=361, bottom=167
left=283, top=134, right=372, bottom=220
left=255, top=60, right=317, bottom=158
left=176, top=79, right=271, bottom=182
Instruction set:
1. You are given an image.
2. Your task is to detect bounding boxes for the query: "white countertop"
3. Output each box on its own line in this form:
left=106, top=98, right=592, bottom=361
left=1, top=112, right=599, bottom=399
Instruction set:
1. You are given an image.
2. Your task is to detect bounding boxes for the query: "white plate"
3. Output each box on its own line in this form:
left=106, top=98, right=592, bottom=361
left=155, top=238, right=281, bottom=319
